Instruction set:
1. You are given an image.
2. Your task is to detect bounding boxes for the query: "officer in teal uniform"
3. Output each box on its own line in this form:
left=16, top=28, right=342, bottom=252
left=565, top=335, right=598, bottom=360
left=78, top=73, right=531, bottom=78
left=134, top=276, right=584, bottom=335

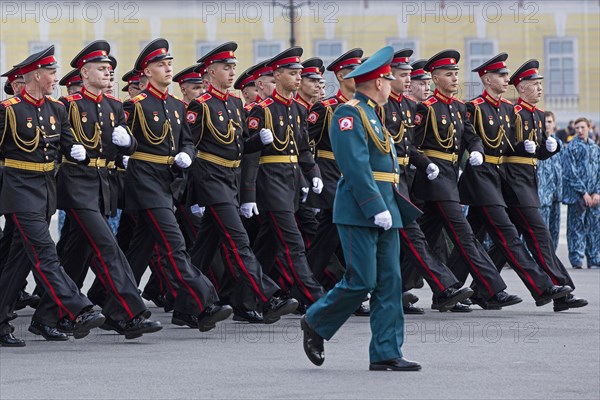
left=301, top=46, right=422, bottom=371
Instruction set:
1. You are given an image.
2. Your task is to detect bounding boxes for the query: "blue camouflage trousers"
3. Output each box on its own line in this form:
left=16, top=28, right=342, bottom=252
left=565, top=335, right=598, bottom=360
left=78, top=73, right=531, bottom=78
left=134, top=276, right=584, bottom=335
left=566, top=201, right=600, bottom=267
left=539, top=201, right=561, bottom=251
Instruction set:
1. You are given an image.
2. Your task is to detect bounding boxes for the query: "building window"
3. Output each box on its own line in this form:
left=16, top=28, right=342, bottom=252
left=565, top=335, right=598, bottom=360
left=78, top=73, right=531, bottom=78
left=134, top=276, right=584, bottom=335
left=545, top=37, right=577, bottom=96
left=196, top=42, right=220, bottom=60
left=387, top=39, right=419, bottom=60
left=465, top=39, right=497, bottom=99
left=253, top=40, right=284, bottom=64
left=315, top=39, right=344, bottom=97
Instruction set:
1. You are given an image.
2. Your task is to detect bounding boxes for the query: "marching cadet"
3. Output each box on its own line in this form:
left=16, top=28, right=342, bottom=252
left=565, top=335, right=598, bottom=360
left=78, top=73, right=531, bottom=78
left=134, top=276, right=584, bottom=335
left=123, top=38, right=231, bottom=331
left=0, top=46, right=105, bottom=346
left=234, top=65, right=258, bottom=104
left=296, top=57, right=323, bottom=108
left=561, top=117, right=600, bottom=269
left=301, top=46, right=422, bottom=371
left=104, top=56, right=117, bottom=97
left=59, top=69, right=83, bottom=95
left=244, top=47, right=325, bottom=307
left=174, top=64, right=205, bottom=106
left=408, top=59, right=431, bottom=102
left=456, top=53, right=571, bottom=307
left=305, top=49, right=363, bottom=289
left=412, top=49, right=522, bottom=309
left=186, top=41, right=298, bottom=324
left=122, top=70, right=142, bottom=98
left=494, top=60, right=588, bottom=311
left=50, top=40, right=162, bottom=340
left=382, top=49, right=473, bottom=313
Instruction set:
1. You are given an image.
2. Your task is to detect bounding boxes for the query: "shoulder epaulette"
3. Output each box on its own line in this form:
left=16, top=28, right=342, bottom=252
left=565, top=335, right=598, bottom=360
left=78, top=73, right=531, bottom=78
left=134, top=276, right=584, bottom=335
left=536, top=107, right=544, bottom=113
left=453, top=98, right=465, bottom=104
left=404, top=94, right=417, bottom=103
left=258, top=98, right=274, bottom=108
left=46, top=96, right=64, bottom=104
left=130, top=93, right=147, bottom=103
left=322, top=98, right=338, bottom=107
left=195, top=93, right=212, bottom=103
left=345, top=99, right=360, bottom=107
left=229, top=92, right=241, bottom=99
left=501, top=98, right=513, bottom=105
left=63, top=93, right=83, bottom=102
left=471, top=97, right=485, bottom=105
left=514, top=104, right=522, bottom=113
left=244, top=102, right=255, bottom=112
left=1, top=97, right=20, bottom=107
left=171, top=94, right=186, bottom=104
left=423, top=97, right=437, bottom=107
left=105, top=93, right=122, bottom=103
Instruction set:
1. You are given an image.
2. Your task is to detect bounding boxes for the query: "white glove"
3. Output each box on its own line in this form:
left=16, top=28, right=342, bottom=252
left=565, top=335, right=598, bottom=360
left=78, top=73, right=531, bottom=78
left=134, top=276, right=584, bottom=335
left=426, top=163, right=439, bottom=180
left=545, top=137, right=557, bottom=152
left=190, top=204, right=205, bottom=216
left=122, top=156, right=129, bottom=169
left=240, top=202, right=259, bottom=218
left=112, top=126, right=132, bottom=147
left=469, top=151, right=483, bottom=166
left=174, top=152, right=192, bottom=168
left=260, top=128, right=273, bottom=145
left=70, top=144, right=87, bottom=161
left=312, top=177, right=323, bottom=194
left=373, top=210, right=393, bottom=230
left=524, top=139, right=536, bottom=154
left=301, top=187, right=309, bottom=203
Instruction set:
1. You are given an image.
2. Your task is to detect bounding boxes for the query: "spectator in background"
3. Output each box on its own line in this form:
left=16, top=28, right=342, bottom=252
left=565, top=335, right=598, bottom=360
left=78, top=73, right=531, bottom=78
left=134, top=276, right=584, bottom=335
left=537, top=111, right=562, bottom=250
left=556, top=119, right=575, bottom=144
left=561, top=117, right=600, bottom=269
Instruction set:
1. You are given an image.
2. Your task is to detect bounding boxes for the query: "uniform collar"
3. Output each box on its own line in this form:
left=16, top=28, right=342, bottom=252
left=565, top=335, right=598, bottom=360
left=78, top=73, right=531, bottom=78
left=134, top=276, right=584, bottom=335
left=389, top=90, right=403, bottom=103
left=272, top=89, right=293, bottom=106
left=295, top=93, right=311, bottom=110
left=255, top=94, right=262, bottom=103
left=336, top=89, right=350, bottom=104
left=354, top=91, right=378, bottom=109
left=517, top=97, right=536, bottom=112
left=208, top=84, right=229, bottom=101
left=81, top=86, right=103, bottom=103
left=21, top=88, right=45, bottom=107
left=482, top=90, right=500, bottom=108
left=147, top=82, right=169, bottom=100
left=434, top=89, right=453, bottom=105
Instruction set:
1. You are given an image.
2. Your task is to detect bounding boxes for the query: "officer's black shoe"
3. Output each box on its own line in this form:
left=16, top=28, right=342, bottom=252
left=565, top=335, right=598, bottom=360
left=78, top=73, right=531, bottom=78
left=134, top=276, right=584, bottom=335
left=73, top=308, right=106, bottom=339
left=461, top=298, right=473, bottom=306
left=369, top=357, right=421, bottom=371
left=553, top=294, right=588, bottom=312
left=404, top=303, right=425, bottom=314
left=163, top=294, right=175, bottom=313
left=0, top=333, right=26, bottom=347
left=434, top=287, right=474, bottom=312
left=402, top=292, right=419, bottom=305
left=233, top=310, right=264, bottom=324
left=293, top=302, right=308, bottom=315
left=354, top=304, right=370, bottom=316
left=15, top=290, right=41, bottom=310
left=99, top=316, right=126, bottom=334
left=171, top=311, right=198, bottom=328
left=470, top=295, right=502, bottom=310
left=9, top=312, right=18, bottom=321
left=197, top=304, right=233, bottom=332
left=535, top=285, right=573, bottom=306
left=28, top=320, right=68, bottom=341
left=124, top=316, right=162, bottom=339
left=300, top=316, right=324, bottom=366
left=142, top=290, right=166, bottom=308
left=56, top=317, right=74, bottom=335
left=487, top=291, right=522, bottom=309
left=263, top=296, right=299, bottom=324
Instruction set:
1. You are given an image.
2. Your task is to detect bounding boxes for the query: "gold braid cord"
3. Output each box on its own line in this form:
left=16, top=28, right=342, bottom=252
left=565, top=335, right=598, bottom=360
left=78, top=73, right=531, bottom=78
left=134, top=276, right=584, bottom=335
left=6, top=106, right=39, bottom=152
left=264, top=107, right=291, bottom=152
left=132, top=102, right=169, bottom=145
left=424, top=106, right=454, bottom=149
left=201, top=102, right=240, bottom=145
left=356, top=105, right=391, bottom=154
left=68, top=102, right=100, bottom=149
left=314, top=105, right=333, bottom=146
left=474, top=105, right=503, bottom=149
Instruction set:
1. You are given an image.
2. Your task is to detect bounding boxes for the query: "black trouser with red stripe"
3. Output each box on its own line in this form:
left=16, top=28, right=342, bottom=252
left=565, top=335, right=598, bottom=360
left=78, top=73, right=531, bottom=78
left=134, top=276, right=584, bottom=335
left=399, top=220, right=460, bottom=296
left=127, top=207, right=218, bottom=315
left=253, top=210, right=325, bottom=305
left=36, top=209, right=146, bottom=324
left=307, top=209, right=346, bottom=289
left=461, top=206, right=555, bottom=299
left=491, top=206, right=575, bottom=289
left=418, top=201, right=506, bottom=300
left=0, top=212, right=92, bottom=333
left=0, top=217, right=30, bottom=292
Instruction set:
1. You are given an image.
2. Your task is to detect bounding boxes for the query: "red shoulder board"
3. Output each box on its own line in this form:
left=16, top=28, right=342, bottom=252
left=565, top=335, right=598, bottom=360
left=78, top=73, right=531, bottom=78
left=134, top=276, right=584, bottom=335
left=501, top=98, right=513, bottom=105
left=229, top=92, right=241, bottom=99
left=471, top=97, right=485, bottom=105
left=514, top=104, right=522, bottom=113
left=105, top=93, right=122, bottom=103
left=47, top=96, right=64, bottom=103
left=536, top=107, right=544, bottom=113
left=1, top=97, right=21, bottom=107
left=404, top=94, right=417, bottom=103
left=423, top=97, right=437, bottom=107
left=171, top=94, right=186, bottom=105
left=258, top=98, right=274, bottom=108
left=453, top=98, right=465, bottom=104
left=195, top=93, right=212, bottom=103
left=244, top=102, right=255, bottom=112
left=322, top=98, right=338, bottom=107
left=63, top=93, right=83, bottom=103
left=130, top=93, right=147, bottom=103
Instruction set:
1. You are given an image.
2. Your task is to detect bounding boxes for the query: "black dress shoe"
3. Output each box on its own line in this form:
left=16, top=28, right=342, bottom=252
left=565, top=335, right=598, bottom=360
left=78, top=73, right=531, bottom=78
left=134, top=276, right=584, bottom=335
left=28, top=320, right=69, bottom=341
left=9, top=312, right=18, bottom=321
left=197, top=305, right=233, bottom=332
left=123, top=316, right=162, bottom=339
left=470, top=295, right=501, bottom=310
left=402, top=292, right=419, bottom=305
left=434, top=287, right=474, bottom=312
left=293, top=302, right=308, bottom=315
left=99, top=316, right=126, bottom=334
left=171, top=311, right=199, bottom=328
left=354, top=303, right=370, bottom=316
left=163, top=294, right=175, bottom=313
left=263, top=296, right=298, bottom=324
left=142, top=290, right=166, bottom=308
left=15, top=290, right=41, bottom=310
left=535, top=285, right=573, bottom=306
left=56, top=317, right=74, bottom=335
left=554, top=294, right=588, bottom=312
left=461, top=298, right=472, bottom=306
left=73, top=308, right=106, bottom=339
left=233, top=310, right=264, bottom=323
left=432, top=302, right=472, bottom=312
left=404, top=303, right=425, bottom=314
left=487, top=291, right=522, bottom=309
left=300, top=316, right=324, bottom=366
left=0, top=333, right=26, bottom=347
left=369, top=357, right=421, bottom=371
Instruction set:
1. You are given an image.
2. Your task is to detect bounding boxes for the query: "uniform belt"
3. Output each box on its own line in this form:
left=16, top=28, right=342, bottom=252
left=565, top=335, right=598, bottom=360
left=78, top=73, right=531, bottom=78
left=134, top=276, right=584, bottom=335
left=372, top=171, right=400, bottom=184
left=107, top=161, right=116, bottom=169
left=504, top=156, right=538, bottom=166
left=422, top=149, right=459, bottom=164
left=130, top=152, right=175, bottom=165
left=259, top=155, right=298, bottom=164
left=4, top=158, right=55, bottom=172
left=197, top=151, right=241, bottom=168
left=62, top=156, right=107, bottom=168
left=397, top=156, right=409, bottom=166
left=317, top=150, right=335, bottom=160
left=484, top=155, right=504, bottom=165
